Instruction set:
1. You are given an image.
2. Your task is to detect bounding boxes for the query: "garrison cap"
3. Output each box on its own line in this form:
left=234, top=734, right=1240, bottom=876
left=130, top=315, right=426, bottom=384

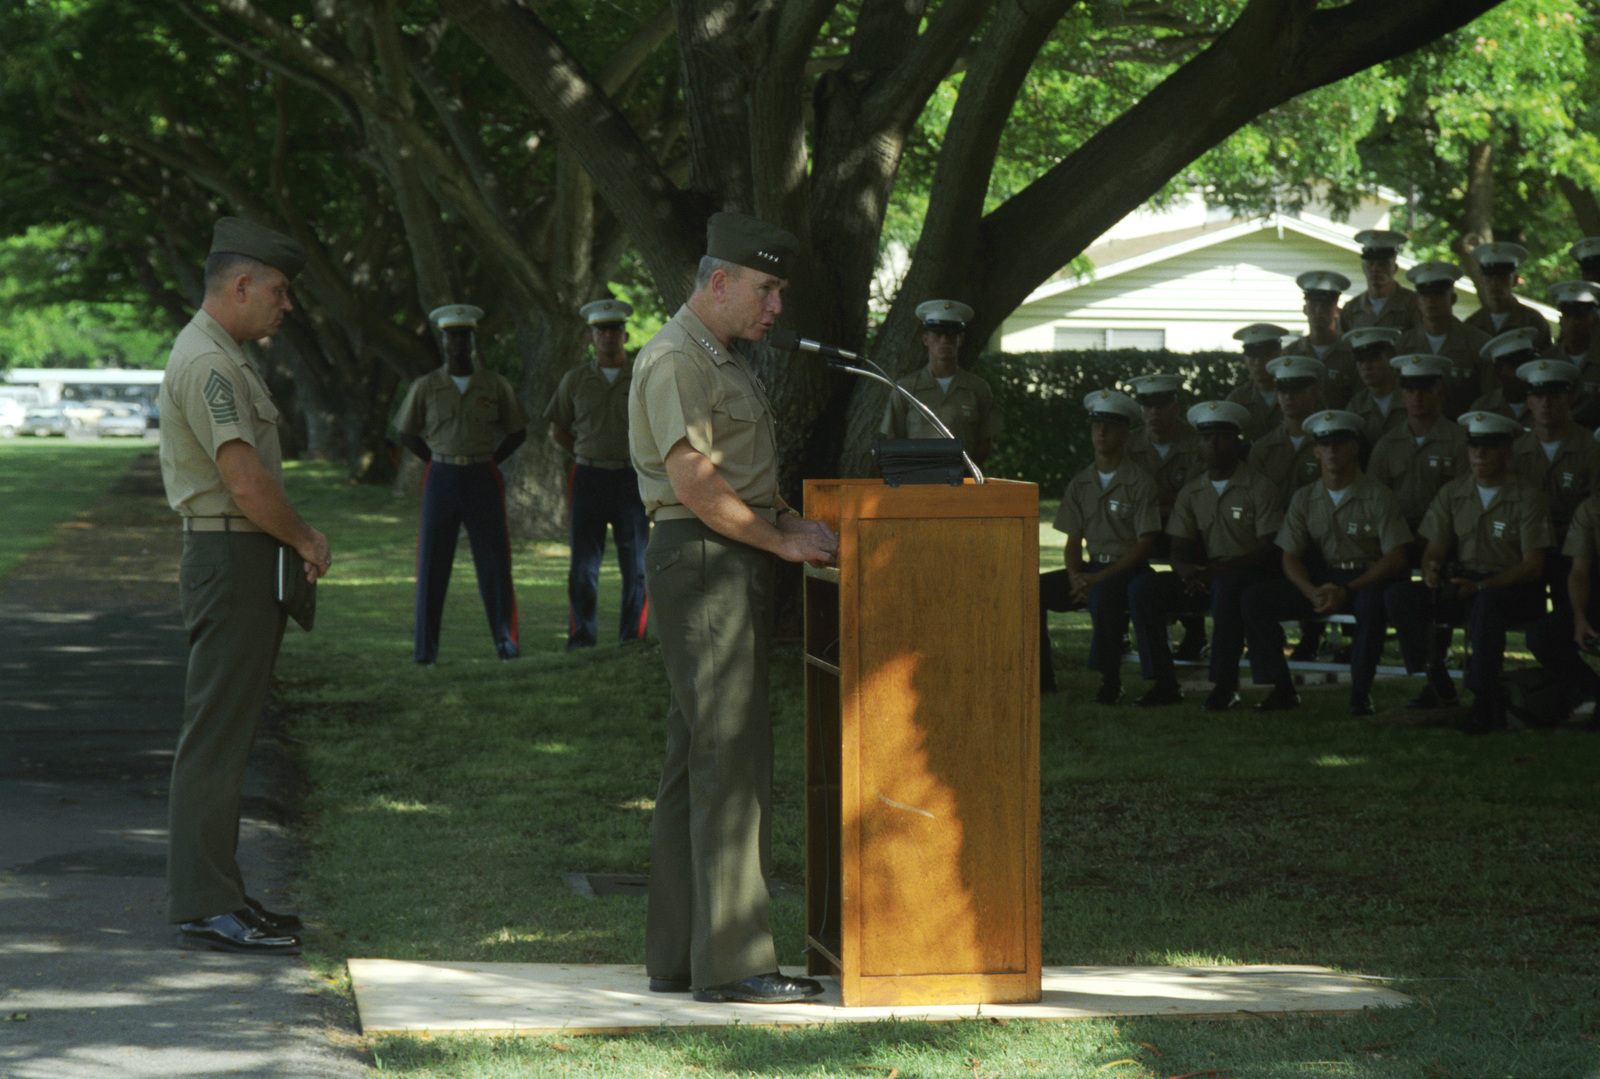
left=1187, top=400, right=1250, bottom=432
left=1548, top=280, right=1600, bottom=309
left=1472, top=241, right=1528, bottom=274
left=1295, top=270, right=1351, bottom=300
left=1344, top=326, right=1402, bottom=354
left=1405, top=261, right=1463, bottom=294
left=1127, top=373, right=1182, bottom=402
left=916, top=299, right=975, bottom=331
left=1233, top=323, right=1291, bottom=352
left=1355, top=229, right=1408, bottom=260
left=209, top=217, right=306, bottom=278
left=1266, top=354, right=1325, bottom=389
left=1304, top=410, right=1364, bottom=443
left=1517, top=358, right=1580, bottom=392
left=429, top=304, right=483, bottom=330
left=1570, top=237, right=1600, bottom=275
left=1461, top=410, right=1524, bottom=445
left=1083, top=389, right=1140, bottom=426
left=1481, top=326, right=1543, bottom=365
left=1392, top=354, right=1451, bottom=383
left=705, top=212, right=800, bottom=278
left=579, top=299, right=633, bottom=325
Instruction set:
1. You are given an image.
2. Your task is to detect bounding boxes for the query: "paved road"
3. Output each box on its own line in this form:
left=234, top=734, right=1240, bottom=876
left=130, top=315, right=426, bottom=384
left=0, top=454, right=367, bottom=1078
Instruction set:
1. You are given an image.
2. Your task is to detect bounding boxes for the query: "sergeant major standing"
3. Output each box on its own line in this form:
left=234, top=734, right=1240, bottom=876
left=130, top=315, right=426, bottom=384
left=546, top=298, right=650, bottom=650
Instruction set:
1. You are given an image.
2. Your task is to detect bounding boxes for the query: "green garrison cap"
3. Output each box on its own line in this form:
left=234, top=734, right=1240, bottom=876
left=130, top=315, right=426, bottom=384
left=706, top=212, right=800, bottom=279
left=210, top=217, right=306, bottom=278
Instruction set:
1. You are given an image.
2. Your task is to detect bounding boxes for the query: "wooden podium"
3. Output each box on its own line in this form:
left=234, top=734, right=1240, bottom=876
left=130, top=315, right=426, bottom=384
left=801, top=478, right=1040, bottom=1007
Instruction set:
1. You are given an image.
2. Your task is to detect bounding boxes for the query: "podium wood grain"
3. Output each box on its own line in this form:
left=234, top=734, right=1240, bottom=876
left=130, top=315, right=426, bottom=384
left=803, top=478, right=1040, bottom=1007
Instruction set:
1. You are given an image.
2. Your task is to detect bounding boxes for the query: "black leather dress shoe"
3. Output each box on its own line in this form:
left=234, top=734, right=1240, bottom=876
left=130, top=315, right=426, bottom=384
left=1407, top=672, right=1459, bottom=709
left=1201, top=686, right=1239, bottom=712
left=649, top=977, right=690, bottom=993
left=245, top=896, right=303, bottom=933
left=178, top=910, right=301, bottom=955
left=1348, top=692, right=1375, bottom=716
left=693, top=971, right=824, bottom=1004
left=1094, top=681, right=1123, bottom=705
left=1172, top=636, right=1208, bottom=662
left=1459, top=695, right=1507, bottom=735
left=1133, top=683, right=1184, bottom=707
left=1251, top=685, right=1300, bottom=712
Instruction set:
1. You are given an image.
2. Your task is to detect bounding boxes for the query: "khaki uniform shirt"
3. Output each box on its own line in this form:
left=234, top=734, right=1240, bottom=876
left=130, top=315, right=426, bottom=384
left=1466, top=387, right=1531, bottom=428
left=1339, top=285, right=1422, bottom=335
left=1396, top=320, right=1493, bottom=419
left=1277, top=473, right=1413, bottom=569
left=1345, top=386, right=1406, bottom=445
left=1366, top=417, right=1469, bottom=529
left=1512, top=426, right=1600, bottom=540
left=1418, top=473, right=1553, bottom=575
left=1225, top=381, right=1280, bottom=442
left=1246, top=425, right=1321, bottom=505
left=1539, top=342, right=1600, bottom=430
left=629, top=305, right=779, bottom=521
left=1562, top=493, right=1600, bottom=562
left=880, top=366, right=1002, bottom=446
left=544, top=359, right=633, bottom=462
left=158, top=309, right=283, bottom=518
left=395, top=366, right=526, bottom=457
left=1465, top=301, right=1553, bottom=353
left=1054, top=460, right=1162, bottom=563
left=1283, top=336, right=1356, bottom=408
left=1125, top=421, right=1202, bottom=513
left=1166, top=463, right=1283, bottom=561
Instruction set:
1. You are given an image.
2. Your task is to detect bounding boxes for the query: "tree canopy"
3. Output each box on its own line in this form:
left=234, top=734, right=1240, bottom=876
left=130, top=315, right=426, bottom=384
left=0, top=0, right=1542, bottom=518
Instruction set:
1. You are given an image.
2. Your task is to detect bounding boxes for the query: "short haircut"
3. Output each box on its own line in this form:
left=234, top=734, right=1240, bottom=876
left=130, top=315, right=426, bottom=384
left=695, top=255, right=743, bottom=291
left=204, top=252, right=272, bottom=296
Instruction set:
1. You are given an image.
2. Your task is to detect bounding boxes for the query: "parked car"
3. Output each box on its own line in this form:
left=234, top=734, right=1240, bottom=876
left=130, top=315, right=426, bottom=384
left=0, top=398, right=24, bottom=437
left=19, top=406, right=70, bottom=437
left=95, top=403, right=149, bottom=437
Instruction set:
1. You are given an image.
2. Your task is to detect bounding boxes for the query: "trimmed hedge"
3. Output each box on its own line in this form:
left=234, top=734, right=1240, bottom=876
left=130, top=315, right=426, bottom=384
left=973, top=348, right=1246, bottom=498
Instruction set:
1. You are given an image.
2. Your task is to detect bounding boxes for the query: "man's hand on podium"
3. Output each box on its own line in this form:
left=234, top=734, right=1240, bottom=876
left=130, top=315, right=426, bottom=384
left=778, top=513, right=839, bottom=568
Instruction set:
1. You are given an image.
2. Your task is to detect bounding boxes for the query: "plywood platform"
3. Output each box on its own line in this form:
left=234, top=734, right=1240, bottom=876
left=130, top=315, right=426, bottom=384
left=348, top=961, right=1410, bottom=1036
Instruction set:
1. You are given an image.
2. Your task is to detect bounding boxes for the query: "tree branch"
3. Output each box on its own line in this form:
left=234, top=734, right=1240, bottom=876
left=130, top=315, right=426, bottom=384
left=439, top=0, right=703, bottom=303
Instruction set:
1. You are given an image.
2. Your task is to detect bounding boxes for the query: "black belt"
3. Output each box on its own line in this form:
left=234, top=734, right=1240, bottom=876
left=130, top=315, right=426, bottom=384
left=575, top=455, right=631, bottom=470
left=182, top=516, right=264, bottom=533
left=434, top=453, right=494, bottom=465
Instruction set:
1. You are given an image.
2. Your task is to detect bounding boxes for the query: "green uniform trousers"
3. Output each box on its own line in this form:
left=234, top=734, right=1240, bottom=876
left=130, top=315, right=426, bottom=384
left=644, top=517, right=778, bottom=989
left=167, top=532, right=287, bottom=923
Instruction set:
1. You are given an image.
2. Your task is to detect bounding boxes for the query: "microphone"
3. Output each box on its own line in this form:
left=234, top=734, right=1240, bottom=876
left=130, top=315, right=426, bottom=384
left=766, top=327, right=859, bottom=364
left=764, top=327, right=984, bottom=484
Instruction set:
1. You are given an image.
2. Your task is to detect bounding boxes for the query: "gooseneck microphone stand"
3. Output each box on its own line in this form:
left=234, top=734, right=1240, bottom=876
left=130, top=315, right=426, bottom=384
left=767, top=328, right=985, bottom=484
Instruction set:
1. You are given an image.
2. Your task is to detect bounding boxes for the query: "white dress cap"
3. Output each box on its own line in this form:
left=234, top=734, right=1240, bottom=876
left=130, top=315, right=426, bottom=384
left=429, top=304, right=484, bottom=329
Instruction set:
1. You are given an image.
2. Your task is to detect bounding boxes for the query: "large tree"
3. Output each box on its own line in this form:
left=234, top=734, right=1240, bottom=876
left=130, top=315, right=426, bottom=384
left=439, top=0, right=1507, bottom=480
left=3, top=0, right=1511, bottom=512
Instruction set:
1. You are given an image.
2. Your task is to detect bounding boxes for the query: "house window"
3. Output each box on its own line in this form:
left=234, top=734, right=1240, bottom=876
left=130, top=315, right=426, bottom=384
left=1053, top=327, right=1166, bottom=350
left=1054, top=328, right=1106, bottom=350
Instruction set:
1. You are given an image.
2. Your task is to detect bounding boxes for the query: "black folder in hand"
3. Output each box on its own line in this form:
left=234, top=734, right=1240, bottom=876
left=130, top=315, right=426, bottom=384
left=276, top=545, right=317, bottom=631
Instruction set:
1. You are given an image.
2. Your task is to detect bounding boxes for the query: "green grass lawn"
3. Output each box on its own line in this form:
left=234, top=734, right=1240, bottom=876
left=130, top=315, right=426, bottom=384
left=0, top=438, right=153, bottom=576
left=17, top=454, right=1596, bottom=1077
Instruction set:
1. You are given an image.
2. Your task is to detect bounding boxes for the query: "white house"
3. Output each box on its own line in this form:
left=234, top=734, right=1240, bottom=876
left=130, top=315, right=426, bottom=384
left=995, top=192, right=1557, bottom=353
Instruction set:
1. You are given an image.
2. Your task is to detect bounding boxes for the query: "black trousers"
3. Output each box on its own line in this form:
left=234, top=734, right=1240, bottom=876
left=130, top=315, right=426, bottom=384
left=1526, top=595, right=1600, bottom=707
left=414, top=460, right=519, bottom=662
left=1129, top=567, right=1271, bottom=690
left=1385, top=577, right=1546, bottom=695
left=566, top=463, right=649, bottom=648
left=1242, top=570, right=1389, bottom=695
left=1040, top=563, right=1151, bottom=688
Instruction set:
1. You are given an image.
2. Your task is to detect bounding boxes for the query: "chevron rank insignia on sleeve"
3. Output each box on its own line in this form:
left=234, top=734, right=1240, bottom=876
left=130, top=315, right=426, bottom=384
left=204, top=370, right=239, bottom=426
